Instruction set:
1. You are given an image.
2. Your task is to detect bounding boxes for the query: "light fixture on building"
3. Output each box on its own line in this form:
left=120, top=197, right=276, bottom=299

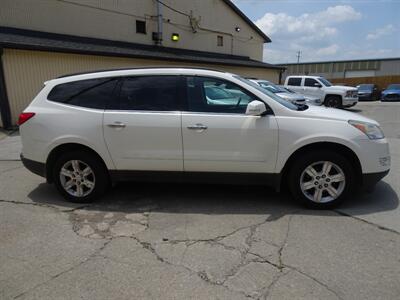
left=171, top=33, right=180, bottom=42
left=235, top=26, right=241, bottom=32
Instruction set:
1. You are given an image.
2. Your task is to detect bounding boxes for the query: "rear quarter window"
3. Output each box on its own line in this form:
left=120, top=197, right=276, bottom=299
left=287, top=77, right=302, bottom=86
left=47, top=78, right=118, bottom=109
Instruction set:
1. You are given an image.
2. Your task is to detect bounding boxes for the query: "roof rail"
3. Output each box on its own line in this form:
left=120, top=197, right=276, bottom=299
left=57, top=66, right=227, bottom=78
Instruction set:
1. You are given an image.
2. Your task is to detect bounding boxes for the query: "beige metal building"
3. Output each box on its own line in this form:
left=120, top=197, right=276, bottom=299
left=0, top=0, right=281, bottom=128
left=280, top=57, right=400, bottom=82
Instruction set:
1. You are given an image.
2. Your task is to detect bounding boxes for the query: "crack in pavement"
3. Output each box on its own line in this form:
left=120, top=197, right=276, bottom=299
left=138, top=215, right=298, bottom=299
left=334, top=209, right=399, bottom=235
left=13, top=239, right=112, bottom=299
left=0, top=159, right=21, bottom=162
left=129, top=236, right=252, bottom=299
left=283, top=265, right=344, bottom=300
left=0, top=198, right=93, bottom=213
left=262, top=269, right=291, bottom=300
left=277, top=215, right=293, bottom=270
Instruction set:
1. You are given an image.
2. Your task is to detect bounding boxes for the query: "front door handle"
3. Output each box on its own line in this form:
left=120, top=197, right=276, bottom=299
left=187, top=124, right=208, bottom=130
left=107, top=122, right=126, bottom=128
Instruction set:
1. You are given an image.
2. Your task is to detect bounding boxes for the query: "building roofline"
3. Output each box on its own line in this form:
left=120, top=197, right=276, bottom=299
left=277, top=57, right=400, bottom=66
left=221, top=0, right=271, bottom=43
left=0, top=26, right=282, bottom=70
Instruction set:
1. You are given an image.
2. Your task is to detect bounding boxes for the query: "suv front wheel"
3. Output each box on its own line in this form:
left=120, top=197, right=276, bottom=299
left=288, top=151, right=355, bottom=209
left=53, top=151, right=109, bottom=202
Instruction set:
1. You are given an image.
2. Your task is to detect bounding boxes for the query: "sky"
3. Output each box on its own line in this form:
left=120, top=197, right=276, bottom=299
left=232, top=0, right=400, bottom=64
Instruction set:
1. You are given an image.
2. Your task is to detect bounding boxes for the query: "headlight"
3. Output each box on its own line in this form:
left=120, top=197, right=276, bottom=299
left=348, top=120, right=384, bottom=140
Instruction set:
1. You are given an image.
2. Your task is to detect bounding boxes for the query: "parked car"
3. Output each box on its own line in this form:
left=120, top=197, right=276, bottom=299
left=357, top=84, right=381, bottom=101
left=280, top=86, right=322, bottom=106
left=284, top=76, right=358, bottom=108
left=381, top=84, right=400, bottom=102
left=19, top=68, right=390, bottom=209
left=247, top=79, right=306, bottom=105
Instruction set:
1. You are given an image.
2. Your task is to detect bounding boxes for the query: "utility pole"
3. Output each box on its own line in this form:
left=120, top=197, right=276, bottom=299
left=296, top=51, right=301, bottom=63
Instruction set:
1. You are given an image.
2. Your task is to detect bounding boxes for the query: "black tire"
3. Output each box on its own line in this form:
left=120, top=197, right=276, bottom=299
left=324, top=96, right=342, bottom=108
left=53, top=150, right=109, bottom=203
left=288, top=151, right=355, bottom=209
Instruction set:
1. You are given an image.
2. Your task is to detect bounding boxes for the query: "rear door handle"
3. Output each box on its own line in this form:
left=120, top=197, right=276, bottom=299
left=187, top=124, right=208, bottom=130
left=107, top=122, right=126, bottom=128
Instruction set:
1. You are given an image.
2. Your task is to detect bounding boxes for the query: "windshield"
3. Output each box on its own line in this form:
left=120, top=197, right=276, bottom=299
left=318, top=77, right=332, bottom=87
left=387, top=84, right=400, bottom=90
left=358, top=84, right=373, bottom=91
left=234, top=76, right=300, bottom=110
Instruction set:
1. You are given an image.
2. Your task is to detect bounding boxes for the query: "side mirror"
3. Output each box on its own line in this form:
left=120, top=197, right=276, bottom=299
left=314, top=82, right=322, bottom=88
left=246, top=100, right=267, bottom=116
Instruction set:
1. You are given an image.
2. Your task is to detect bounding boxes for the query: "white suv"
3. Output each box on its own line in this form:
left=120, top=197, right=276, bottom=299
left=19, top=68, right=390, bottom=208
left=284, top=75, right=358, bottom=108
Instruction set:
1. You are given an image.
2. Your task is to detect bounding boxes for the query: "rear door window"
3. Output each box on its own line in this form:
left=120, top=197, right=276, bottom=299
left=287, top=77, right=302, bottom=86
left=48, top=78, right=118, bottom=109
left=115, top=76, right=180, bottom=111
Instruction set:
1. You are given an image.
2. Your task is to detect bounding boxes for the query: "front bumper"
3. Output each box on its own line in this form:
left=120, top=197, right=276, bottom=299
left=21, top=154, right=46, bottom=178
left=381, top=94, right=400, bottom=101
left=355, top=137, right=390, bottom=175
left=358, top=94, right=373, bottom=101
left=343, top=97, right=358, bottom=107
left=362, top=170, right=389, bottom=187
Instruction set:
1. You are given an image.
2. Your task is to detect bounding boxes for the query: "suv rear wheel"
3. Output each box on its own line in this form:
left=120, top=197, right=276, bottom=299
left=53, top=151, right=109, bottom=202
left=288, top=151, right=355, bottom=209
left=325, top=96, right=342, bottom=108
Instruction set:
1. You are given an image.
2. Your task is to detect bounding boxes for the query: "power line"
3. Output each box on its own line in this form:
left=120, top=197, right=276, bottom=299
left=155, top=0, right=191, bottom=17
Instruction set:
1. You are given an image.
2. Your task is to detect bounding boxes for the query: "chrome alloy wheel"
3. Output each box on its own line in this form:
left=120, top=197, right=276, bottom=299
left=300, top=161, right=346, bottom=203
left=59, top=160, right=95, bottom=197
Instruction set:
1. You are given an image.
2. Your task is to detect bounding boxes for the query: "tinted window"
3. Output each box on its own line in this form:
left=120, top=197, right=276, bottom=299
left=48, top=78, right=117, bottom=109
left=287, top=77, right=302, bottom=86
left=118, top=76, right=179, bottom=111
left=186, top=76, right=254, bottom=114
left=304, top=78, right=319, bottom=87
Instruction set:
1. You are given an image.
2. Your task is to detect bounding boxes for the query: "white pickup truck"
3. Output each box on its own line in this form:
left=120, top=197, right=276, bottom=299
left=284, top=75, right=358, bottom=108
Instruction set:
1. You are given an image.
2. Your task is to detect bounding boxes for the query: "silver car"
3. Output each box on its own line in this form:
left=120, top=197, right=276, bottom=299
left=249, top=79, right=322, bottom=106
left=281, top=86, right=322, bottom=106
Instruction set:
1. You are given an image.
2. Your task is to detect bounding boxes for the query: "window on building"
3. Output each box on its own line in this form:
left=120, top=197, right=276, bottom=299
left=217, top=35, right=223, bottom=47
left=48, top=78, right=118, bottom=109
left=186, top=76, right=254, bottom=114
left=136, top=20, right=146, bottom=34
left=117, top=76, right=179, bottom=111
left=287, top=77, right=302, bottom=86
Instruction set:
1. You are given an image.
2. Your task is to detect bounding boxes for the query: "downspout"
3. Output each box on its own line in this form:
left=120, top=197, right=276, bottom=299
left=0, top=48, right=12, bottom=129
left=156, top=0, right=163, bottom=45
